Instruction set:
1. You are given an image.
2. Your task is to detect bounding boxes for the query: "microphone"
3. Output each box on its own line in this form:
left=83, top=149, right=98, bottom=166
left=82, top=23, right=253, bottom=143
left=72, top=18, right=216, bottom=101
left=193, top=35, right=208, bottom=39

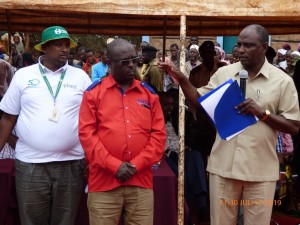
left=239, top=70, right=248, bottom=97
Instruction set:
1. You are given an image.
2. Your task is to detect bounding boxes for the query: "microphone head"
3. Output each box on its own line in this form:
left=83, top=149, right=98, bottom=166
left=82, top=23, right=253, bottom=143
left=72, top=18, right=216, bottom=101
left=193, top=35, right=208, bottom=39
left=239, top=70, right=248, bottom=79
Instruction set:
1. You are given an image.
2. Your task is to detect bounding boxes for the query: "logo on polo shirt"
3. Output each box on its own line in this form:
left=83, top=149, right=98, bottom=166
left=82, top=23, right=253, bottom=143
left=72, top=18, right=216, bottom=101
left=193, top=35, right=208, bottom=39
left=137, top=99, right=150, bottom=109
left=27, top=79, right=40, bottom=86
left=63, top=83, right=77, bottom=89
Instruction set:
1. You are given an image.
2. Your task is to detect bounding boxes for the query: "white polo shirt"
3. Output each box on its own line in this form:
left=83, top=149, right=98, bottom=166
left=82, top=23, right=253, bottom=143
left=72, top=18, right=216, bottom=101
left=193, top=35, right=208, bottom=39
left=0, top=57, right=92, bottom=163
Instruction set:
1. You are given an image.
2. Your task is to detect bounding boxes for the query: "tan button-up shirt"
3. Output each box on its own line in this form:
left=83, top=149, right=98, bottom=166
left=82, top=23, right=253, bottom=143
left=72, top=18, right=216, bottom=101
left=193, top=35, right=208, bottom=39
left=198, top=60, right=300, bottom=182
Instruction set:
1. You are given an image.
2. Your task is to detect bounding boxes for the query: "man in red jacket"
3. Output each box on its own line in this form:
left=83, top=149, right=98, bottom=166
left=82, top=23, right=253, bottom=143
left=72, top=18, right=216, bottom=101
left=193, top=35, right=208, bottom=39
left=79, top=38, right=166, bottom=225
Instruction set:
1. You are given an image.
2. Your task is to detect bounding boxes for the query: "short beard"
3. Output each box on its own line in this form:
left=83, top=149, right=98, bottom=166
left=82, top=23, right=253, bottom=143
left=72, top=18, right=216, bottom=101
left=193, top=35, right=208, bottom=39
left=189, top=56, right=197, bottom=62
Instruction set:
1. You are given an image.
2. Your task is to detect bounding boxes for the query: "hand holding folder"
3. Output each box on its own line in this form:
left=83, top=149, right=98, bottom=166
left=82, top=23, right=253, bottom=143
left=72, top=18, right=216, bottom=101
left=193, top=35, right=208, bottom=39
left=198, top=79, right=258, bottom=140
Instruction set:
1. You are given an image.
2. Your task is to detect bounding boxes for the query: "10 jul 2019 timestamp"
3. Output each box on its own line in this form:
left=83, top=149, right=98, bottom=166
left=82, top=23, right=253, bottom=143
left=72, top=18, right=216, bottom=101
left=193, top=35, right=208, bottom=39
left=219, top=199, right=282, bottom=206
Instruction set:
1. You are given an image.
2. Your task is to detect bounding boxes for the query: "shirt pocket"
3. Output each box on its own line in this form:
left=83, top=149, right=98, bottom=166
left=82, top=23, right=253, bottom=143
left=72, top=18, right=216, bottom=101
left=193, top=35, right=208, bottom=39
left=133, top=103, right=152, bottom=132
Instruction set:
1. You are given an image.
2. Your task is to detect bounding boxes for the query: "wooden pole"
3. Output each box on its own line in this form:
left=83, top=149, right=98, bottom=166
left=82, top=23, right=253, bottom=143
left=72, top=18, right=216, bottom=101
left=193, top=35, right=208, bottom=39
left=5, top=9, right=14, bottom=66
left=178, top=15, right=186, bottom=225
left=162, top=16, right=167, bottom=62
left=24, top=32, right=30, bottom=53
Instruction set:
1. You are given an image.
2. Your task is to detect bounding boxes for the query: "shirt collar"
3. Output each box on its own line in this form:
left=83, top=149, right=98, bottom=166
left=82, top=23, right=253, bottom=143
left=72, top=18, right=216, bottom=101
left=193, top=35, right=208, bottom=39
left=38, top=55, right=67, bottom=73
left=256, top=58, right=270, bottom=79
left=105, top=74, right=141, bottom=92
left=233, top=58, right=270, bottom=80
left=149, top=58, right=158, bottom=66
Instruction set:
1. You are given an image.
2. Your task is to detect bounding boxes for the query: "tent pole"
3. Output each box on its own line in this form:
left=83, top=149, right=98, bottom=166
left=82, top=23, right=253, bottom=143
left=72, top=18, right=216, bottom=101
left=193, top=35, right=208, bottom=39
left=6, top=9, right=11, bottom=56
left=162, top=16, right=167, bottom=62
left=178, top=15, right=186, bottom=225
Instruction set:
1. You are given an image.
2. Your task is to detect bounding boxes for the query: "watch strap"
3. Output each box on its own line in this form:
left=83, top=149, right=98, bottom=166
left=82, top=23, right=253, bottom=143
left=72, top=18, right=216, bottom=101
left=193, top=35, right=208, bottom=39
left=261, top=110, right=270, bottom=121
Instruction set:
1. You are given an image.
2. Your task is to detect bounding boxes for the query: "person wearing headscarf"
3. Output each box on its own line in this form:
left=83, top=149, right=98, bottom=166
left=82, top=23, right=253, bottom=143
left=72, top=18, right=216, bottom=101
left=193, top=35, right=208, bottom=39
left=277, top=48, right=287, bottom=69
left=286, top=51, right=300, bottom=76
left=13, top=33, right=25, bottom=54
left=186, top=45, right=201, bottom=76
left=215, top=46, right=230, bottom=65
left=282, top=43, right=291, bottom=51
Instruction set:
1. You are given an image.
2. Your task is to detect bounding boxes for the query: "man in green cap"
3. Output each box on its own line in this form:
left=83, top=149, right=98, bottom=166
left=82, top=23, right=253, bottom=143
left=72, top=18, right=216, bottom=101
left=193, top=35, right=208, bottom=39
left=0, top=25, right=91, bottom=225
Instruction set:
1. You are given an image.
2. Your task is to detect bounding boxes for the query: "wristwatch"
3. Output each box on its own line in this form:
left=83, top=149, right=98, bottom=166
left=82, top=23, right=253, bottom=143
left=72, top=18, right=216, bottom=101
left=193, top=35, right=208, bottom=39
left=260, top=109, right=271, bottom=121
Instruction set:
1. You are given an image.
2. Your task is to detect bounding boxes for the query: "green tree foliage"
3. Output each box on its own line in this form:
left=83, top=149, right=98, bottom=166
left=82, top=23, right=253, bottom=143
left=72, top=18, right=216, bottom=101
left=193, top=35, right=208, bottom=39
left=71, top=34, right=141, bottom=57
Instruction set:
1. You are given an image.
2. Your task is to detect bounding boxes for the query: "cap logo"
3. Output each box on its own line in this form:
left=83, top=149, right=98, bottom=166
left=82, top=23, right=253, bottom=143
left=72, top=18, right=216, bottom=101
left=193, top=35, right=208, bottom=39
left=34, top=26, right=77, bottom=52
left=54, top=28, right=68, bottom=35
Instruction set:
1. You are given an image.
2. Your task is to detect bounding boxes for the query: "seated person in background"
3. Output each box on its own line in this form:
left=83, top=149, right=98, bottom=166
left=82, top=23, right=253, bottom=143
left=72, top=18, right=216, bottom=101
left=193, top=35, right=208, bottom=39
left=158, top=91, right=209, bottom=225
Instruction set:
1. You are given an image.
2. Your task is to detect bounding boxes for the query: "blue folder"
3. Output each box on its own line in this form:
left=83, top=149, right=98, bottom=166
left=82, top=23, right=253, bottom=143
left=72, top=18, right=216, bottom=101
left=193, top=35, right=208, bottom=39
left=198, top=79, right=257, bottom=140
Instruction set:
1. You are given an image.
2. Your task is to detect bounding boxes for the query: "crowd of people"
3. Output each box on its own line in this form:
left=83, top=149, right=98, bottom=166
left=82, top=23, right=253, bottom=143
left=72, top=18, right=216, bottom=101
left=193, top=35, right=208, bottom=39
left=0, top=23, right=300, bottom=225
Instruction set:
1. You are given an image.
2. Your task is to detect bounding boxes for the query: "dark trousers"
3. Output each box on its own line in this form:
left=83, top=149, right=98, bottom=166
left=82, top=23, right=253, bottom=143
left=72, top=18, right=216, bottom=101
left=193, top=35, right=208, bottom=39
left=166, top=150, right=209, bottom=225
left=15, top=159, right=85, bottom=225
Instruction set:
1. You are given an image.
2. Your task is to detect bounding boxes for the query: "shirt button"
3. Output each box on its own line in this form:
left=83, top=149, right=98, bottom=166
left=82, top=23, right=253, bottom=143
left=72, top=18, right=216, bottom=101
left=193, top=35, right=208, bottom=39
left=128, top=135, right=131, bottom=138
left=125, top=107, right=128, bottom=109
left=124, top=94, right=126, bottom=96
left=127, top=120, right=129, bottom=123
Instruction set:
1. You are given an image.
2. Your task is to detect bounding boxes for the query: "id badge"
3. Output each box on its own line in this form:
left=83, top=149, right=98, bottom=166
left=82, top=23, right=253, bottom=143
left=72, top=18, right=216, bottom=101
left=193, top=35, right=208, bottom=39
left=49, top=107, right=60, bottom=122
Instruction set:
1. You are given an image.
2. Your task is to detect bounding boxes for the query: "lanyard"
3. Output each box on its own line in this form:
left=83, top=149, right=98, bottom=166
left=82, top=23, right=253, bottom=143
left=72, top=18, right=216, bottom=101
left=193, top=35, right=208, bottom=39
left=39, top=64, right=66, bottom=105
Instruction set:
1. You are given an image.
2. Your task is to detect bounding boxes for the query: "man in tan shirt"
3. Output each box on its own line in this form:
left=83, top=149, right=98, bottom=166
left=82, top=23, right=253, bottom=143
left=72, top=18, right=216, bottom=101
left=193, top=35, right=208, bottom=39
left=160, top=24, right=300, bottom=225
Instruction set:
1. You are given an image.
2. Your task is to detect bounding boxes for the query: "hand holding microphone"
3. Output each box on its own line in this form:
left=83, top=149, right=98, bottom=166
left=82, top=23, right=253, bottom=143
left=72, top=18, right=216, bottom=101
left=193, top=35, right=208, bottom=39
left=239, top=70, right=248, bottom=97
left=236, top=70, right=268, bottom=119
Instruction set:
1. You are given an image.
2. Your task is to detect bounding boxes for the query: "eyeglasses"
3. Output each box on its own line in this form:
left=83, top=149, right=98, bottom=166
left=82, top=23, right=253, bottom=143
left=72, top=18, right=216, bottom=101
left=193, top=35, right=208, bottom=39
left=117, top=56, right=140, bottom=66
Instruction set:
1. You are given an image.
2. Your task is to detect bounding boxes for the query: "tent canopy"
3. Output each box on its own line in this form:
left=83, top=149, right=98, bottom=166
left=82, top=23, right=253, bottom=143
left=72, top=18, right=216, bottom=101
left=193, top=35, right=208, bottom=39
left=1, top=0, right=300, bottom=36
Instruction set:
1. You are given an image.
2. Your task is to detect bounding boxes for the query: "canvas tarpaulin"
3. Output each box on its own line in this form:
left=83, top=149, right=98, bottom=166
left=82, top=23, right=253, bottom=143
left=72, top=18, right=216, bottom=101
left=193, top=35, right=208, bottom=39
left=1, top=0, right=300, bottom=35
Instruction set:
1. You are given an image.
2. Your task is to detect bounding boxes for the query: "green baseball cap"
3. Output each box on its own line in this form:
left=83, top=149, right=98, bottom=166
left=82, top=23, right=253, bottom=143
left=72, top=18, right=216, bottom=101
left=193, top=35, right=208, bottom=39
left=34, top=26, right=77, bottom=52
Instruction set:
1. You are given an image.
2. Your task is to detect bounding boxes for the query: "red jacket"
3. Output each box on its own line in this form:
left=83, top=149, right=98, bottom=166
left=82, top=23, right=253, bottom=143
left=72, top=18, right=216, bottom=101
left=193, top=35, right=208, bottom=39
left=79, top=75, right=166, bottom=192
